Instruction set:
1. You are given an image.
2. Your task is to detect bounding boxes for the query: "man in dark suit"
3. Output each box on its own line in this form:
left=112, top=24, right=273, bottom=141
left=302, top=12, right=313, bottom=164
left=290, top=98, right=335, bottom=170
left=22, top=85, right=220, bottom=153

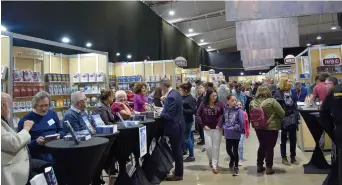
left=160, top=79, right=184, bottom=181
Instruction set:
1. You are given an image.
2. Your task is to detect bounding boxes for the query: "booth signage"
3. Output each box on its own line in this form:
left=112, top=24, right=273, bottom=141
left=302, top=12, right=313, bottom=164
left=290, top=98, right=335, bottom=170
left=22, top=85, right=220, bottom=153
left=13, top=47, right=44, bottom=60
left=284, top=54, right=296, bottom=64
left=139, top=126, right=147, bottom=158
left=174, top=56, right=187, bottom=67
left=322, top=54, right=341, bottom=66
left=208, top=69, right=215, bottom=74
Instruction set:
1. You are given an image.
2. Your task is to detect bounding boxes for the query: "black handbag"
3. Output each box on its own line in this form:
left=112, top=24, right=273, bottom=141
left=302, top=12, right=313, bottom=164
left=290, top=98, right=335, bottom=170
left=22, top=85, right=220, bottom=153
left=281, top=113, right=298, bottom=130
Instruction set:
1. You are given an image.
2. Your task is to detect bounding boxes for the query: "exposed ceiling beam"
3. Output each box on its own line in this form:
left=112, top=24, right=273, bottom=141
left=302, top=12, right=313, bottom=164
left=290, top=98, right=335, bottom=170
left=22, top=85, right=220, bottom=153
left=199, top=37, right=235, bottom=46
left=172, top=9, right=225, bottom=24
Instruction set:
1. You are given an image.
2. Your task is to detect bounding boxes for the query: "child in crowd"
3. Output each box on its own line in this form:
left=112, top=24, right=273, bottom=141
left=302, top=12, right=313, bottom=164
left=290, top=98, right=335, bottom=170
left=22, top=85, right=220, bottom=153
left=222, top=95, right=245, bottom=176
left=236, top=100, right=250, bottom=166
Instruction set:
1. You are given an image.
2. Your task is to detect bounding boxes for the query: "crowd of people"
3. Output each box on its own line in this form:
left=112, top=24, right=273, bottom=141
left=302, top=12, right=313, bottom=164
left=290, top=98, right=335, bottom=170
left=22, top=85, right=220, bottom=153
left=1, top=73, right=340, bottom=184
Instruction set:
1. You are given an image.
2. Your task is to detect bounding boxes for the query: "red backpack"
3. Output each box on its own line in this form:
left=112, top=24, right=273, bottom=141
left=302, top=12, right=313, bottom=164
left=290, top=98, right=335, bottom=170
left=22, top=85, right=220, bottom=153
left=250, top=101, right=274, bottom=129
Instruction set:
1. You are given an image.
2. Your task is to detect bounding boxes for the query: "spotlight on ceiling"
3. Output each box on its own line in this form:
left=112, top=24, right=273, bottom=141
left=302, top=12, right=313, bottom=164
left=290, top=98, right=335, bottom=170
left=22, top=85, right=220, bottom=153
left=208, top=46, right=211, bottom=49
left=200, top=39, right=204, bottom=42
left=169, top=10, right=175, bottom=16
left=240, top=72, right=244, bottom=75
left=259, top=72, right=262, bottom=75
left=188, top=28, right=193, bottom=32
left=316, top=35, right=322, bottom=40
left=61, top=37, right=70, bottom=43
left=127, top=54, right=132, bottom=59
left=86, top=42, right=92, bottom=47
left=331, top=25, right=337, bottom=30
left=116, top=53, right=120, bottom=56
left=1, top=25, right=7, bottom=31
left=306, top=43, right=311, bottom=47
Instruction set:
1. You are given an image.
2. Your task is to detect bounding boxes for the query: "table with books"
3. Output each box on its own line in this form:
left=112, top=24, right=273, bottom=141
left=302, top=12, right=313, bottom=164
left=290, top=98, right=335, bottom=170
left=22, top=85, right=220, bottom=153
left=45, top=137, right=109, bottom=185
left=299, top=108, right=331, bottom=174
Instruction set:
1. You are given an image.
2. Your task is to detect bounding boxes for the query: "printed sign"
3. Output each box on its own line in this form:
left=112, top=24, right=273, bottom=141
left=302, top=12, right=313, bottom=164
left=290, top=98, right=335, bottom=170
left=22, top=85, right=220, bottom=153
left=302, top=56, right=310, bottom=74
left=284, top=54, right=296, bottom=64
left=322, top=54, right=341, bottom=66
left=208, top=69, right=215, bottom=74
left=174, top=56, right=187, bottom=67
left=13, top=47, right=44, bottom=60
left=139, top=126, right=147, bottom=158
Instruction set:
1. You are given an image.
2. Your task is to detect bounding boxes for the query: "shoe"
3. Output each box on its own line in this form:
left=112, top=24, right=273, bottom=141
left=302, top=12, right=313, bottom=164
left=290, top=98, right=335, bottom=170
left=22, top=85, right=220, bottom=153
left=238, top=162, right=243, bottom=166
left=165, top=175, right=183, bottom=181
left=184, top=156, right=195, bottom=162
left=197, top=141, right=205, bottom=145
left=291, top=158, right=299, bottom=165
left=202, top=147, right=206, bottom=152
left=282, top=157, right=291, bottom=166
left=266, top=167, right=275, bottom=175
left=209, top=161, right=213, bottom=168
left=257, top=166, right=266, bottom=173
left=212, top=168, right=219, bottom=174
left=229, top=160, right=234, bottom=169
left=233, top=167, right=239, bottom=176
left=183, top=151, right=188, bottom=156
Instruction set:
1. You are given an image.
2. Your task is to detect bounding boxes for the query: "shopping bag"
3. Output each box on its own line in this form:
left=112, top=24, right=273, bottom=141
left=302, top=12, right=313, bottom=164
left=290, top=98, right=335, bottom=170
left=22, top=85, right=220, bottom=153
left=131, top=166, right=153, bottom=185
left=159, top=137, right=175, bottom=164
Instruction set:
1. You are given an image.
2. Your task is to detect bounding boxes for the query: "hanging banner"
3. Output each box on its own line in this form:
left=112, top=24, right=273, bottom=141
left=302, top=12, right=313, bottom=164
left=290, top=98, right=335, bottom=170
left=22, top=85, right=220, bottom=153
left=322, top=54, right=341, bottom=66
left=284, top=54, right=296, bottom=64
left=174, top=56, right=187, bottom=67
left=302, top=56, right=310, bottom=74
left=139, top=126, right=147, bottom=158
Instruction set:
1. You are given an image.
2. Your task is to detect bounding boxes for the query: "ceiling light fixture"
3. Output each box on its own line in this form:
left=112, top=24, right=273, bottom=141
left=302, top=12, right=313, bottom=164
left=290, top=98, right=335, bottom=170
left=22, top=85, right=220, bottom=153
left=316, top=35, right=322, bottom=40
left=200, top=39, right=204, bottom=42
left=1, top=25, right=7, bottom=31
left=208, top=46, right=211, bottom=49
left=127, top=54, right=132, bottom=59
left=331, top=25, right=337, bottom=30
left=169, top=10, right=175, bottom=16
left=259, top=72, right=262, bottom=75
left=61, top=37, right=70, bottom=43
left=240, top=72, right=244, bottom=75
left=306, top=42, right=311, bottom=47
left=86, top=42, right=92, bottom=47
left=116, top=53, right=120, bottom=56
left=331, top=14, right=337, bottom=30
left=189, top=28, right=193, bottom=32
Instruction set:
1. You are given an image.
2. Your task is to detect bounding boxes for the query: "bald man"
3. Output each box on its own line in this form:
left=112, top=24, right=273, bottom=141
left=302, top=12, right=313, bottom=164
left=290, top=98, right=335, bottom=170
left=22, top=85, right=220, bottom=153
left=1, top=93, right=50, bottom=185
left=62, top=91, right=89, bottom=132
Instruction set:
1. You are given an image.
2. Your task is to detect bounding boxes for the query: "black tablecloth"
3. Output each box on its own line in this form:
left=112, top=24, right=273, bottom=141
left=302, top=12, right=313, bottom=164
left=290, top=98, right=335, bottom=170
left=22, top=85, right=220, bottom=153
left=45, top=137, right=109, bottom=185
left=299, top=109, right=331, bottom=174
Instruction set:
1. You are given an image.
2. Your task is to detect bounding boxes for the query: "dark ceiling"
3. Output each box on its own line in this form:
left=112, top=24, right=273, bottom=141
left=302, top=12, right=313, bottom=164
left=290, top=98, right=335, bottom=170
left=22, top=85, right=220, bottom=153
left=1, top=1, right=161, bottom=62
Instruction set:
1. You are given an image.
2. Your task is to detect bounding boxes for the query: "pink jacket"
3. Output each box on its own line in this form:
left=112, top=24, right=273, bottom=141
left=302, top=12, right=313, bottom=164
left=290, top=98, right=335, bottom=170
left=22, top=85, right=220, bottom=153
left=243, top=111, right=250, bottom=137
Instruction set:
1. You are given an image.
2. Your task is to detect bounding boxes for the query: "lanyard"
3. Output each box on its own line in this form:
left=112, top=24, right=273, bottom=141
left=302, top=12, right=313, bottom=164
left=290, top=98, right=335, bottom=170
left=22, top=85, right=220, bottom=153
left=297, top=89, right=301, bottom=99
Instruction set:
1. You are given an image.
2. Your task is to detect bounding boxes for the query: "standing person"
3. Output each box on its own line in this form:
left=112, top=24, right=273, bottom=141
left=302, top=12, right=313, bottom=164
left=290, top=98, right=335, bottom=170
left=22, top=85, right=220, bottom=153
left=311, top=73, right=330, bottom=104
left=292, top=82, right=308, bottom=102
left=152, top=87, right=163, bottom=107
left=196, top=84, right=206, bottom=145
left=236, top=100, right=250, bottom=166
left=179, top=82, right=197, bottom=162
left=274, top=78, right=299, bottom=166
left=127, top=83, right=135, bottom=109
left=222, top=95, right=245, bottom=176
left=18, top=91, right=64, bottom=163
left=196, top=89, right=224, bottom=174
left=232, top=83, right=247, bottom=109
left=133, top=82, right=148, bottom=112
left=308, top=75, right=320, bottom=95
left=250, top=85, right=285, bottom=174
left=217, top=79, right=230, bottom=105
left=160, top=79, right=184, bottom=181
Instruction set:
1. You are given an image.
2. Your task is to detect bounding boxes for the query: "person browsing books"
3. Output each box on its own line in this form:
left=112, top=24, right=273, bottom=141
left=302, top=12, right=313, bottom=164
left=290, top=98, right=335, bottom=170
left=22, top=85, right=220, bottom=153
left=2, top=93, right=53, bottom=185
left=18, top=91, right=64, bottom=163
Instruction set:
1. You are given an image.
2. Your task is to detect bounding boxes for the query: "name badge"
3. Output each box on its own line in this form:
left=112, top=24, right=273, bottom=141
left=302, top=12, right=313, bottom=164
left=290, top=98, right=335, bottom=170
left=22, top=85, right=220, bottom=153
left=47, top=119, right=55, bottom=126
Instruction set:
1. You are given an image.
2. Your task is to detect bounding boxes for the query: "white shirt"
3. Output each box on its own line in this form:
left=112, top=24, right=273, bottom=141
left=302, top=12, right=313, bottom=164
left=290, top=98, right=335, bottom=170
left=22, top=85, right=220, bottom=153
left=71, top=106, right=82, bottom=114
left=165, top=87, right=173, bottom=98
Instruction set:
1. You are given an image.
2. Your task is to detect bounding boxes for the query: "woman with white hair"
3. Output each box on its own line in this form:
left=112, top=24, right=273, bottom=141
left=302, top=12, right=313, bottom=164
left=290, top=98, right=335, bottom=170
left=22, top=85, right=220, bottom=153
left=17, top=91, right=64, bottom=162
left=111, top=90, right=132, bottom=120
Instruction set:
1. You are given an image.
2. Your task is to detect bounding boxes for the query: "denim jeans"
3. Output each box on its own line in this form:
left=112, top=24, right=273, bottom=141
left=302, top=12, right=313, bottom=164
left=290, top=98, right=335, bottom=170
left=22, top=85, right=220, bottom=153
left=239, top=134, right=245, bottom=160
left=184, top=122, right=195, bottom=157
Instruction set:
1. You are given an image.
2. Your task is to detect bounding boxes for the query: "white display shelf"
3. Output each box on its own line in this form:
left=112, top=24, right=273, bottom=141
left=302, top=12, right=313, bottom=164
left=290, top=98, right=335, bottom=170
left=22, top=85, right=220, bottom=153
left=13, top=81, right=43, bottom=83
left=73, top=81, right=105, bottom=84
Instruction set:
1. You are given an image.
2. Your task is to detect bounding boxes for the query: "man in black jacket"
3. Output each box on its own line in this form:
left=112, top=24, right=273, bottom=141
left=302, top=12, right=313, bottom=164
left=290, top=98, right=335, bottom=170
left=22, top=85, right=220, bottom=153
left=320, top=83, right=342, bottom=185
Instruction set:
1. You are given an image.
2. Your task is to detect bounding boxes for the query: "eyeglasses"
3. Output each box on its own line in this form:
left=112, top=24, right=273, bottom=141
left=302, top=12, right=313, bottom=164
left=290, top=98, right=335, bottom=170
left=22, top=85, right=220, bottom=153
left=77, top=99, right=87, bottom=104
left=325, top=82, right=333, bottom=86
left=36, top=104, right=50, bottom=108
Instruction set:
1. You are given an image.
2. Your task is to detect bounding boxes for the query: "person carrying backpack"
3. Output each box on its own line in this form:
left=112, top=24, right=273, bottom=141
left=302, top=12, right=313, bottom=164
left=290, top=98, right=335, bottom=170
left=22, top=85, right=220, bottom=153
left=274, top=78, right=300, bottom=166
left=250, top=85, right=285, bottom=175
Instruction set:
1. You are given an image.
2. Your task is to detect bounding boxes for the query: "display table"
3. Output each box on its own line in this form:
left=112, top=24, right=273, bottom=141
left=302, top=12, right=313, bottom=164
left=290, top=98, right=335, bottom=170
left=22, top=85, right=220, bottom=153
left=299, top=108, right=330, bottom=174
left=45, top=137, right=109, bottom=185
left=93, top=131, right=120, bottom=185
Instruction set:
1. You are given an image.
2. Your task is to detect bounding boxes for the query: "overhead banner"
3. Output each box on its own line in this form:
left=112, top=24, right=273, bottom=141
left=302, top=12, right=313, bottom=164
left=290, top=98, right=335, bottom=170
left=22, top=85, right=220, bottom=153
left=226, top=1, right=342, bottom=21
left=241, top=48, right=283, bottom=61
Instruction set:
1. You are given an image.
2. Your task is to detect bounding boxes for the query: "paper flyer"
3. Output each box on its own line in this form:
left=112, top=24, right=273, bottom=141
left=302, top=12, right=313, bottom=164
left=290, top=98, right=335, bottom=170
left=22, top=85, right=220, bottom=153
left=139, top=126, right=147, bottom=157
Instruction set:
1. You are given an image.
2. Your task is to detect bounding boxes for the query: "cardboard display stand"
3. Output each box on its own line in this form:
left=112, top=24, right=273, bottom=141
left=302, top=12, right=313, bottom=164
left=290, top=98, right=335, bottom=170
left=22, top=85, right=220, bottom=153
left=1, top=31, right=108, bottom=129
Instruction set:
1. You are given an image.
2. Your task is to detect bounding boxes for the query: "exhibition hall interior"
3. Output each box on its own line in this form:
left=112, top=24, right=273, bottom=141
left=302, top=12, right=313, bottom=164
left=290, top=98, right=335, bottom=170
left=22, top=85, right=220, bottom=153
left=1, top=1, right=342, bottom=185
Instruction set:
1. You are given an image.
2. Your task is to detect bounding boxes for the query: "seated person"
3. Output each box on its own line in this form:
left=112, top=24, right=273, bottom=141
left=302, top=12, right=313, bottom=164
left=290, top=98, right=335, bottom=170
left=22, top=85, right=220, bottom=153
left=18, top=91, right=64, bottom=163
left=111, top=90, right=132, bottom=120
left=92, top=89, right=116, bottom=125
left=2, top=93, right=51, bottom=185
left=62, top=91, right=89, bottom=132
